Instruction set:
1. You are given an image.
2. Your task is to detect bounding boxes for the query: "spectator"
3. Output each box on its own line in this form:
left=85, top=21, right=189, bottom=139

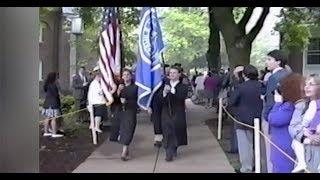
left=228, top=65, right=263, bottom=173
left=42, top=72, right=63, bottom=138
left=72, top=66, right=90, bottom=123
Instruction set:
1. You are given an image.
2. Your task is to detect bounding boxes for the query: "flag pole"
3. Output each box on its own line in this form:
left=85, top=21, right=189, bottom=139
left=160, top=52, right=172, bottom=117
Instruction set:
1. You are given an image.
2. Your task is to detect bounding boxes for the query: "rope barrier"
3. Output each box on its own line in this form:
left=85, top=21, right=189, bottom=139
left=39, top=104, right=105, bottom=123
left=220, top=101, right=311, bottom=173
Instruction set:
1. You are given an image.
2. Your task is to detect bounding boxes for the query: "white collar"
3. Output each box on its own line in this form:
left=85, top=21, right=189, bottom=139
left=272, top=67, right=283, bottom=74
left=170, top=80, right=179, bottom=88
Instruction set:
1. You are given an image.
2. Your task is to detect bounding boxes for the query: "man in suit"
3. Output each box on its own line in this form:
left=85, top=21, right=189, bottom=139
left=72, top=66, right=90, bottom=123
left=261, top=50, right=290, bottom=173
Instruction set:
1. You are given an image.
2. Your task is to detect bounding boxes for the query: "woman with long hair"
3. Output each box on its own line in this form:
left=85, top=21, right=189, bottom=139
left=42, top=72, right=63, bottom=138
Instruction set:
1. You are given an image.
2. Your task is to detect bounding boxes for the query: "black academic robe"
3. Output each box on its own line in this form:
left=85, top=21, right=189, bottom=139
left=150, top=86, right=164, bottom=135
left=119, top=83, right=138, bottom=146
left=161, top=81, right=188, bottom=149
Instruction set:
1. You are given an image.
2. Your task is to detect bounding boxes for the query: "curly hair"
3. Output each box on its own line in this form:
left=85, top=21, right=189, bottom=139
left=279, top=73, right=305, bottom=103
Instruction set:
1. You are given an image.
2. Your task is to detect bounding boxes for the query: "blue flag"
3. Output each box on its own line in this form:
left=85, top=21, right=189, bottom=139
left=135, top=7, right=164, bottom=110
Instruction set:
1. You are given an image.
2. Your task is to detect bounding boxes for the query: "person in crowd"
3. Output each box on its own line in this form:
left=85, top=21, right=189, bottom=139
left=228, top=65, right=263, bottom=173
left=117, top=69, right=138, bottom=161
left=42, top=72, right=64, bottom=138
left=268, top=73, right=304, bottom=173
left=204, top=71, right=219, bottom=108
left=226, top=65, right=244, bottom=154
left=261, top=49, right=290, bottom=173
left=161, top=65, right=188, bottom=162
left=87, top=66, right=113, bottom=133
left=72, top=66, right=90, bottom=123
left=194, top=72, right=206, bottom=104
left=289, top=74, right=320, bottom=173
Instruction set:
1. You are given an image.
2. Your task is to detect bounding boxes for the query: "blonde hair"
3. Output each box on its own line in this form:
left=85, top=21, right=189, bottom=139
left=306, top=74, right=320, bottom=99
left=306, top=74, right=320, bottom=85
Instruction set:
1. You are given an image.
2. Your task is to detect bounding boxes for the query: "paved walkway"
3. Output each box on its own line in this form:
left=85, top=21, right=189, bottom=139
left=73, top=99, right=234, bottom=173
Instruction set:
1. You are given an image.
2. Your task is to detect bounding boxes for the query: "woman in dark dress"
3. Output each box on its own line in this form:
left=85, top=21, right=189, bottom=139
left=161, top=66, right=189, bottom=162
left=117, top=69, right=138, bottom=161
left=42, top=72, right=63, bottom=138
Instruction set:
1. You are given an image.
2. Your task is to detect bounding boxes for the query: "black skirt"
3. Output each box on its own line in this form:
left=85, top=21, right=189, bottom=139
left=93, top=104, right=108, bottom=117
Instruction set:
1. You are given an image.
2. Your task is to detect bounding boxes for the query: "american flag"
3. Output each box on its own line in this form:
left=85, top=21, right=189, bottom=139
left=98, top=7, right=122, bottom=99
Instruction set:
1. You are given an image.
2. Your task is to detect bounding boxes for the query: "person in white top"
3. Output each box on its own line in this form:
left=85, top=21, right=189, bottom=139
left=87, top=66, right=114, bottom=133
left=194, top=72, right=206, bottom=103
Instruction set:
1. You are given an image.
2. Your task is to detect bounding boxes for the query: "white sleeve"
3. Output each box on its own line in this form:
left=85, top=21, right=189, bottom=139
left=87, top=83, right=94, bottom=107
left=163, top=90, right=167, bottom=97
left=171, top=87, right=176, bottom=94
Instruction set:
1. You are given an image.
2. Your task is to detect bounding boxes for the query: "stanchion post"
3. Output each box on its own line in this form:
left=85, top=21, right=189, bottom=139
left=254, top=118, right=261, bottom=173
left=218, top=97, right=223, bottom=140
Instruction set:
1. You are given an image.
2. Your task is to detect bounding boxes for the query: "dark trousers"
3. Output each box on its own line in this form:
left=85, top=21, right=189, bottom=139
left=152, top=110, right=162, bottom=135
left=165, top=146, right=177, bottom=157
left=230, top=121, right=239, bottom=153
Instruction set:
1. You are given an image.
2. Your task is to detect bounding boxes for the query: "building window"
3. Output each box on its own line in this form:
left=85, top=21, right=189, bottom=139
left=307, top=38, right=320, bottom=65
left=39, top=23, right=45, bottom=43
left=39, top=60, right=43, bottom=81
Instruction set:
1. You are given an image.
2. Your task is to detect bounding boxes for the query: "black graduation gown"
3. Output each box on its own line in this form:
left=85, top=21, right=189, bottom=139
left=150, top=84, right=164, bottom=135
left=161, top=81, right=188, bottom=149
left=119, top=83, right=138, bottom=146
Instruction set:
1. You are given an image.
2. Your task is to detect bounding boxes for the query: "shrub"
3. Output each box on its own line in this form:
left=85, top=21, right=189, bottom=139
left=61, top=95, right=76, bottom=114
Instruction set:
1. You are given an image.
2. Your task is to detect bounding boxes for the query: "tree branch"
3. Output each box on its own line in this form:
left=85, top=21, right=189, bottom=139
left=246, top=7, right=270, bottom=43
left=238, top=7, right=255, bottom=33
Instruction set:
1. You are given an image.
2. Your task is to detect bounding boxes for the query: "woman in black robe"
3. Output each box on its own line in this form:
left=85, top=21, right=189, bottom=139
left=117, top=69, right=138, bottom=161
left=161, top=66, right=189, bottom=162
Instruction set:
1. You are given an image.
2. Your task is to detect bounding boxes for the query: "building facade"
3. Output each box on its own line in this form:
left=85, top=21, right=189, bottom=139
left=286, top=27, right=320, bottom=76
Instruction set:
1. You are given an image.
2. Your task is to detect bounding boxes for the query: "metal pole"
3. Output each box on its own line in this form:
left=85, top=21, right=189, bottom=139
left=254, top=118, right=261, bottom=173
left=217, top=97, right=223, bottom=140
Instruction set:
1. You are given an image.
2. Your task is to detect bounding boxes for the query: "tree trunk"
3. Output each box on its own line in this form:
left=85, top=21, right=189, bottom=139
left=225, top=42, right=252, bottom=68
left=206, top=7, right=221, bottom=72
left=212, top=7, right=270, bottom=69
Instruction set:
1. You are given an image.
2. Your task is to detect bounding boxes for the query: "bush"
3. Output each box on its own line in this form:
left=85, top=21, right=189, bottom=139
left=61, top=95, right=76, bottom=114
left=39, top=95, right=76, bottom=115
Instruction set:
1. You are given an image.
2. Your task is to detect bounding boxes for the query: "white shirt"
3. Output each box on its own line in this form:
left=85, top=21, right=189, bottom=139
left=163, top=80, right=180, bottom=97
left=79, top=72, right=87, bottom=84
left=263, top=72, right=272, bottom=83
left=302, top=100, right=317, bottom=127
left=195, top=75, right=205, bottom=90
left=272, top=67, right=283, bottom=74
left=87, top=79, right=110, bottom=106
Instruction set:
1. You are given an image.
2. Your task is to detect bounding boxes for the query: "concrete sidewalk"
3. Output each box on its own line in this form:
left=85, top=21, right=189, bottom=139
left=73, top=99, right=234, bottom=173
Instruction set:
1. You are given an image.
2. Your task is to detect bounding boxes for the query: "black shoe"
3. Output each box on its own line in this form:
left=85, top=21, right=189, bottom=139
left=57, top=130, right=65, bottom=135
left=234, top=169, right=242, bottom=173
left=154, top=141, right=162, bottom=148
left=165, top=155, right=173, bottom=162
left=121, top=156, right=129, bottom=161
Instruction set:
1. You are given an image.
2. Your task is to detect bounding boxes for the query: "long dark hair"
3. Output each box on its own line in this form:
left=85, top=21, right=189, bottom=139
left=44, top=72, right=57, bottom=92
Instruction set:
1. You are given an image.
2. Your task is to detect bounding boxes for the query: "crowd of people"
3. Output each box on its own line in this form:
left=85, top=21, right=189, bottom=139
left=41, top=63, right=190, bottom=162
left=40, top=49, right=320, bottom=172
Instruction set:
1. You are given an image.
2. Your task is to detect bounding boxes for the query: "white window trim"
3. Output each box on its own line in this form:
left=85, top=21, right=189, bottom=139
left=39, top=60, right=43, bottom=81
left=306, top=37, right=320, bottom=65
left=39, top=23, right=45, bottom=43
